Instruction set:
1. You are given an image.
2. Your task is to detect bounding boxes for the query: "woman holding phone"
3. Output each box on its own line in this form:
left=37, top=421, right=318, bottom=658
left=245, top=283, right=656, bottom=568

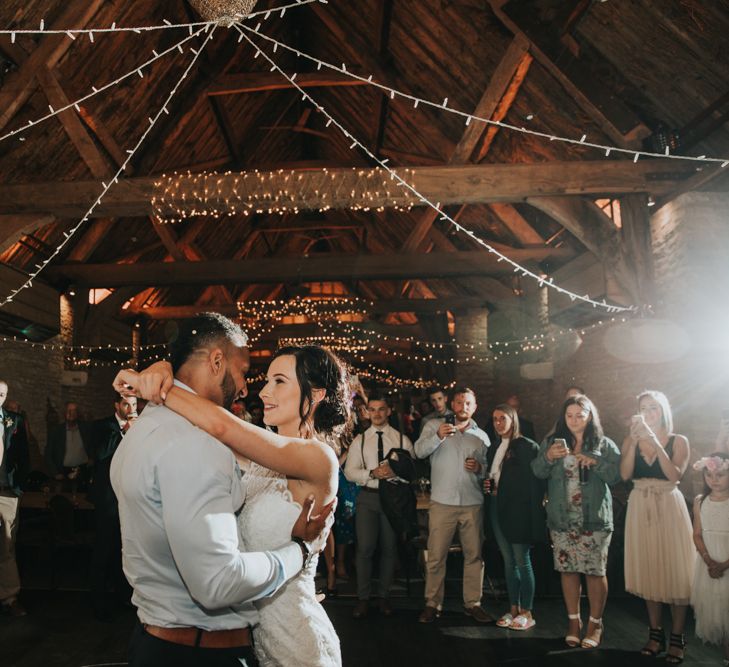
left=532, top=395, right=621, bottom=649
left=486, top=404, right=545, bottom=631
left=620, top=390, right=694, bottom=664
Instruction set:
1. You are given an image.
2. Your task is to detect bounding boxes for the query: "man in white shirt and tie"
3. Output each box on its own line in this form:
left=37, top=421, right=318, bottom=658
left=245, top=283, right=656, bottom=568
left=344, top=395, right=413, bottom=618
left=415, top=387, right=492, bottom=624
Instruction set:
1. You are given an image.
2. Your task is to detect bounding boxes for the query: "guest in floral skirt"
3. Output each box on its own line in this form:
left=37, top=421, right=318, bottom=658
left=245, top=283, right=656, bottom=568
left=532, top=394, right=621, bottom=650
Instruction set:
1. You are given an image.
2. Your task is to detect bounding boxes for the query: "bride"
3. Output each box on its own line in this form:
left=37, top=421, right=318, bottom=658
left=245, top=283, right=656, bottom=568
left=114, top=345, right=348, bottom=667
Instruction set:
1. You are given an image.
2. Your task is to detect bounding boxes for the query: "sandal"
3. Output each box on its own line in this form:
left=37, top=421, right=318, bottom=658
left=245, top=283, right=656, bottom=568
left=565, top=613, right=582, bottom=648
left=665, top=633, right=686, bottom=664
left=496, top=613, right=513, bottom=628
left=640, top=627, right=666, bottom=657
left=581, top=616, right=603, bottom=649
left=509, top=614, right=536, bottom=631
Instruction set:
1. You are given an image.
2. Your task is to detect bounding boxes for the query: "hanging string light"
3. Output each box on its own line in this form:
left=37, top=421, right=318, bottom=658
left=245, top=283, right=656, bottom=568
left=0, top=25, right=219, bottom=309
left=235, top=29, right=637, bottom=314
left=151, top=167, right=419, bottom=221
left=0, top=26, right=209, bottom=146
left=238, top=22, right=729, bottom=168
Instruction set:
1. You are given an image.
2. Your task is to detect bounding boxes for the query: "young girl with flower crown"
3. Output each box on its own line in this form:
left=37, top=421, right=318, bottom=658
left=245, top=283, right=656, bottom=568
left=691, top=452, right=729, bottom=666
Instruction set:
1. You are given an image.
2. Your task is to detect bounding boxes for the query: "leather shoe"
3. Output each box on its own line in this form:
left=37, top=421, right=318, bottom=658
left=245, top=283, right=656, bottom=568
left=464, top=605, right=495, bottom=623
left=378, top=598, right=393, bottom=616
left=418, top=605, right=441, bottom=624
left=352, top=600, right=369, bottom=619
left=4, top=600, right=27, bottom=618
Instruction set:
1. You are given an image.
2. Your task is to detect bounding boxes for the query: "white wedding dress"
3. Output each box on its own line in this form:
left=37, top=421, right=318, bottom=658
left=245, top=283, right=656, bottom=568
left=238, top=462, right=341, bottom=667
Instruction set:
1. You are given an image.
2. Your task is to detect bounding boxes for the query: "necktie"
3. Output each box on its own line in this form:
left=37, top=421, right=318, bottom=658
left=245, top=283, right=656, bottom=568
left=376, top=431, right=384, bottom=464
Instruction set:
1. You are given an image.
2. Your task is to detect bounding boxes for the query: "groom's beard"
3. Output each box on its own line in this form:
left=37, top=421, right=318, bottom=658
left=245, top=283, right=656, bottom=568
left=220, top=369, right=238, bottom=410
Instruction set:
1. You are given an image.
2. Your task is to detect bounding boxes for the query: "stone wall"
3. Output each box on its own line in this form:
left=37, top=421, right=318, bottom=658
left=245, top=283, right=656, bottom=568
left=487, top=192, right=729, bottom=494
left=0, top=338, right=118, bottom=469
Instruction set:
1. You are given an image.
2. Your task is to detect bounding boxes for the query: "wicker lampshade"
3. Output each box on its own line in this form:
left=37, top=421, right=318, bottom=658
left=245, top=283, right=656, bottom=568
left=189, top=0, right=258, bottom=21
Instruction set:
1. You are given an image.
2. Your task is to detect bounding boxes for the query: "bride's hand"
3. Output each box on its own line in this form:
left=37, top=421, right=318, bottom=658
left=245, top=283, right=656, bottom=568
left=291, top=495, right=337, bottom=555
left=113, top=361, right=174, bottom=404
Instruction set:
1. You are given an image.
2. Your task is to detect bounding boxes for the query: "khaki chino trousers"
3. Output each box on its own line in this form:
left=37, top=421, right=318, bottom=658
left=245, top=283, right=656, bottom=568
left=424, top=501, right=484, bottom=609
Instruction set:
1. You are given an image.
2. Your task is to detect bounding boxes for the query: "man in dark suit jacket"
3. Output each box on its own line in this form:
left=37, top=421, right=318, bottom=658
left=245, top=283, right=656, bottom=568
left=45, top=402, right=93, bottom=486
left=0, top=379, right=29, bottom=617
left=88, top=394, right=137, bottom=620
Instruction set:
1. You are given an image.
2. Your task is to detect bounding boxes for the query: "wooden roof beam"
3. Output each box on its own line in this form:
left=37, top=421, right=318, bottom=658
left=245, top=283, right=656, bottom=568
left=0, top=161, right=693, bottom=219
left=487, top=0, right=650, bottom=148
left=526, top=196, right=638, bottom=302
left=47, top=248, right=574, bottom=288
left=0, top=215, right=55, bottom=255
left=207, top=72, right=370, bottom=96
left=36, top=65, right=118, bottom=263
left=124, top=297, right=491, bottom=320
left=0, top=0, right=106, bottom=133
left=401, top=35, right=532, bottom=254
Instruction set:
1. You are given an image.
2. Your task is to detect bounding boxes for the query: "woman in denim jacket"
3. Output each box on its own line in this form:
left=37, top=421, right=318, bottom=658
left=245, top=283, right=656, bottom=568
left=532, top=394, right=621, bottom=650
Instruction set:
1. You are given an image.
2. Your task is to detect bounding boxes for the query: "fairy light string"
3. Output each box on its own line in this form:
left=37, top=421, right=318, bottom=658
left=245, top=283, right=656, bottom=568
left=0, top=24, right=219, bottom=308
left=0, top=1, right=324, bottom=146
left=238, top=22, right=729, bottom=167
left=235, top=28, right=635, bottom=314
left=151, top=167, right=419, bottom=221
left=0, top=26, right=209, bottom=146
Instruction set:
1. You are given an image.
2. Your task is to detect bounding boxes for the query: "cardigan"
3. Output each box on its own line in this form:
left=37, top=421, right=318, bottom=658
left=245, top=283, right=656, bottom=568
left=487, top=436, right=546, bottom=544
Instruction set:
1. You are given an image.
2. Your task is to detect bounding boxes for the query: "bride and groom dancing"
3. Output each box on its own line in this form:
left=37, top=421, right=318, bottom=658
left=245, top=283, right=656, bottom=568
left=111, top=312, right=348, bottom=667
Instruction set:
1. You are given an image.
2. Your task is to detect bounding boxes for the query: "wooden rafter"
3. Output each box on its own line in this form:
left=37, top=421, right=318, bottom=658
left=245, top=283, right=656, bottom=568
left=401, top=36, right=532, bottom=254
left=487, top=0, right=650, bottom=148
left=124, top=297, right=491, bottom=320
left=0, top=161, right=693, bottom=218
left=47, top=248, right=574, bottom=288
left=0, top=1, right=106, bottom=133
left=207, top=72, right=370, bottom=96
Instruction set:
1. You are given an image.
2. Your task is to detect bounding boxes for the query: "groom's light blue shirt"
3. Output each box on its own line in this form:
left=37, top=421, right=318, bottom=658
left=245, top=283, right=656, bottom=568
left=110, top=380, right=303, bottom=630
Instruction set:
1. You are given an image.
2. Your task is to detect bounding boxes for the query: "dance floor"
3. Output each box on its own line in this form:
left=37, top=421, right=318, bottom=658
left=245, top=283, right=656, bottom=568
left=2, top=587, right=722, bottom=667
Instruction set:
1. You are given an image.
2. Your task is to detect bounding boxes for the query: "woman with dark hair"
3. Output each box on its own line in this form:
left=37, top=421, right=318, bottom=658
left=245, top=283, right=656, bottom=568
left=620, top=390, right=694, bottom=664
left=532, top=395, right=621, bottom=650
left=114, top=345, right=350, bottom=667
left=486, top=403, right=545, bottom=631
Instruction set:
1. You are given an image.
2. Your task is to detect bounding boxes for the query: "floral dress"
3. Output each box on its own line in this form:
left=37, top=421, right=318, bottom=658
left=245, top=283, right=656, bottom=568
left=551, top=454, right=612, bottom=576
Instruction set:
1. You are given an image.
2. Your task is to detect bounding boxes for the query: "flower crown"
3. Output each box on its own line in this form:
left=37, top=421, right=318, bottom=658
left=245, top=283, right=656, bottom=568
left=693, top=456, right=729, bottom=473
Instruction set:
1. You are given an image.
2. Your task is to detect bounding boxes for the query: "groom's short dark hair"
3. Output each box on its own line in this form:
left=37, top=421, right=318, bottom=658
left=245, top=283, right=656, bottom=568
left=169, top=313, right=248, bottom=373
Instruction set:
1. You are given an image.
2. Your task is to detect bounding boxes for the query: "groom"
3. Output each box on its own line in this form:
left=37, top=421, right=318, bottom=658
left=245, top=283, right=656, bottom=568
left=111, top=313, right=329, bottom=667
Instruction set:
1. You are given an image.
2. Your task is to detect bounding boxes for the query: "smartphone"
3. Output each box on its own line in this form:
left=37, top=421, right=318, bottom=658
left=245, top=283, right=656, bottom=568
left=445, top=414, right=455, bottom=425
left=554, top=437, right=569, bottom=452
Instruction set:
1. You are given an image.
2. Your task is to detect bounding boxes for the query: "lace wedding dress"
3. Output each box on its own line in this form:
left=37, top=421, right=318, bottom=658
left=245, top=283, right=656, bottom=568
left=238, top=462, right=341, bottom=667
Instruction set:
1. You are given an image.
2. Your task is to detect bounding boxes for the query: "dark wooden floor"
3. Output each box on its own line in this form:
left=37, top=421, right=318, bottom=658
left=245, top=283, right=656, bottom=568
left=2, top=585, right=723, bottom=667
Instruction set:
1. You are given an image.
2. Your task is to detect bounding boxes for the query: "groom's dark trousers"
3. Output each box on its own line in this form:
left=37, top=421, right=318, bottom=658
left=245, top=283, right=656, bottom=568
left=129, top=622, right=259, bottom=667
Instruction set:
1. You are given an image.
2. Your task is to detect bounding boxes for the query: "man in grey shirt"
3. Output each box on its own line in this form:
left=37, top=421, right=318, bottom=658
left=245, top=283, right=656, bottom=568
left=415, top=387, right=492, bottom=625
left=111, top=313, right=327, bottom=667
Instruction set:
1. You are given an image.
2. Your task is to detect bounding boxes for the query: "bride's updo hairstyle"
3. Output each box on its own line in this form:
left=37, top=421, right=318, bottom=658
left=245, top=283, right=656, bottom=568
left=272, top=345, right=352, bottom=439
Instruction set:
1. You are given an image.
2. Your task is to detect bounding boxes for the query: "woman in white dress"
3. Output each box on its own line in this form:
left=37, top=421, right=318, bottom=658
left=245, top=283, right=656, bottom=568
left=114, top=345, right=348, bottom=667
left=691, top=453, right=729, bottom=666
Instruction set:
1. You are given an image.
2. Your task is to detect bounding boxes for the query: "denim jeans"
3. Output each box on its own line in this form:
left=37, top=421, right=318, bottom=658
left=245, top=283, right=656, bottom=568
left=490, top=496, right=535, bottom=610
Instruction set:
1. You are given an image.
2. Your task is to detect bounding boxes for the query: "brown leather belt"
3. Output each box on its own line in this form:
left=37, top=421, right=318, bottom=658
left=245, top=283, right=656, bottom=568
left=143, top=624, right=252, bottom=649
